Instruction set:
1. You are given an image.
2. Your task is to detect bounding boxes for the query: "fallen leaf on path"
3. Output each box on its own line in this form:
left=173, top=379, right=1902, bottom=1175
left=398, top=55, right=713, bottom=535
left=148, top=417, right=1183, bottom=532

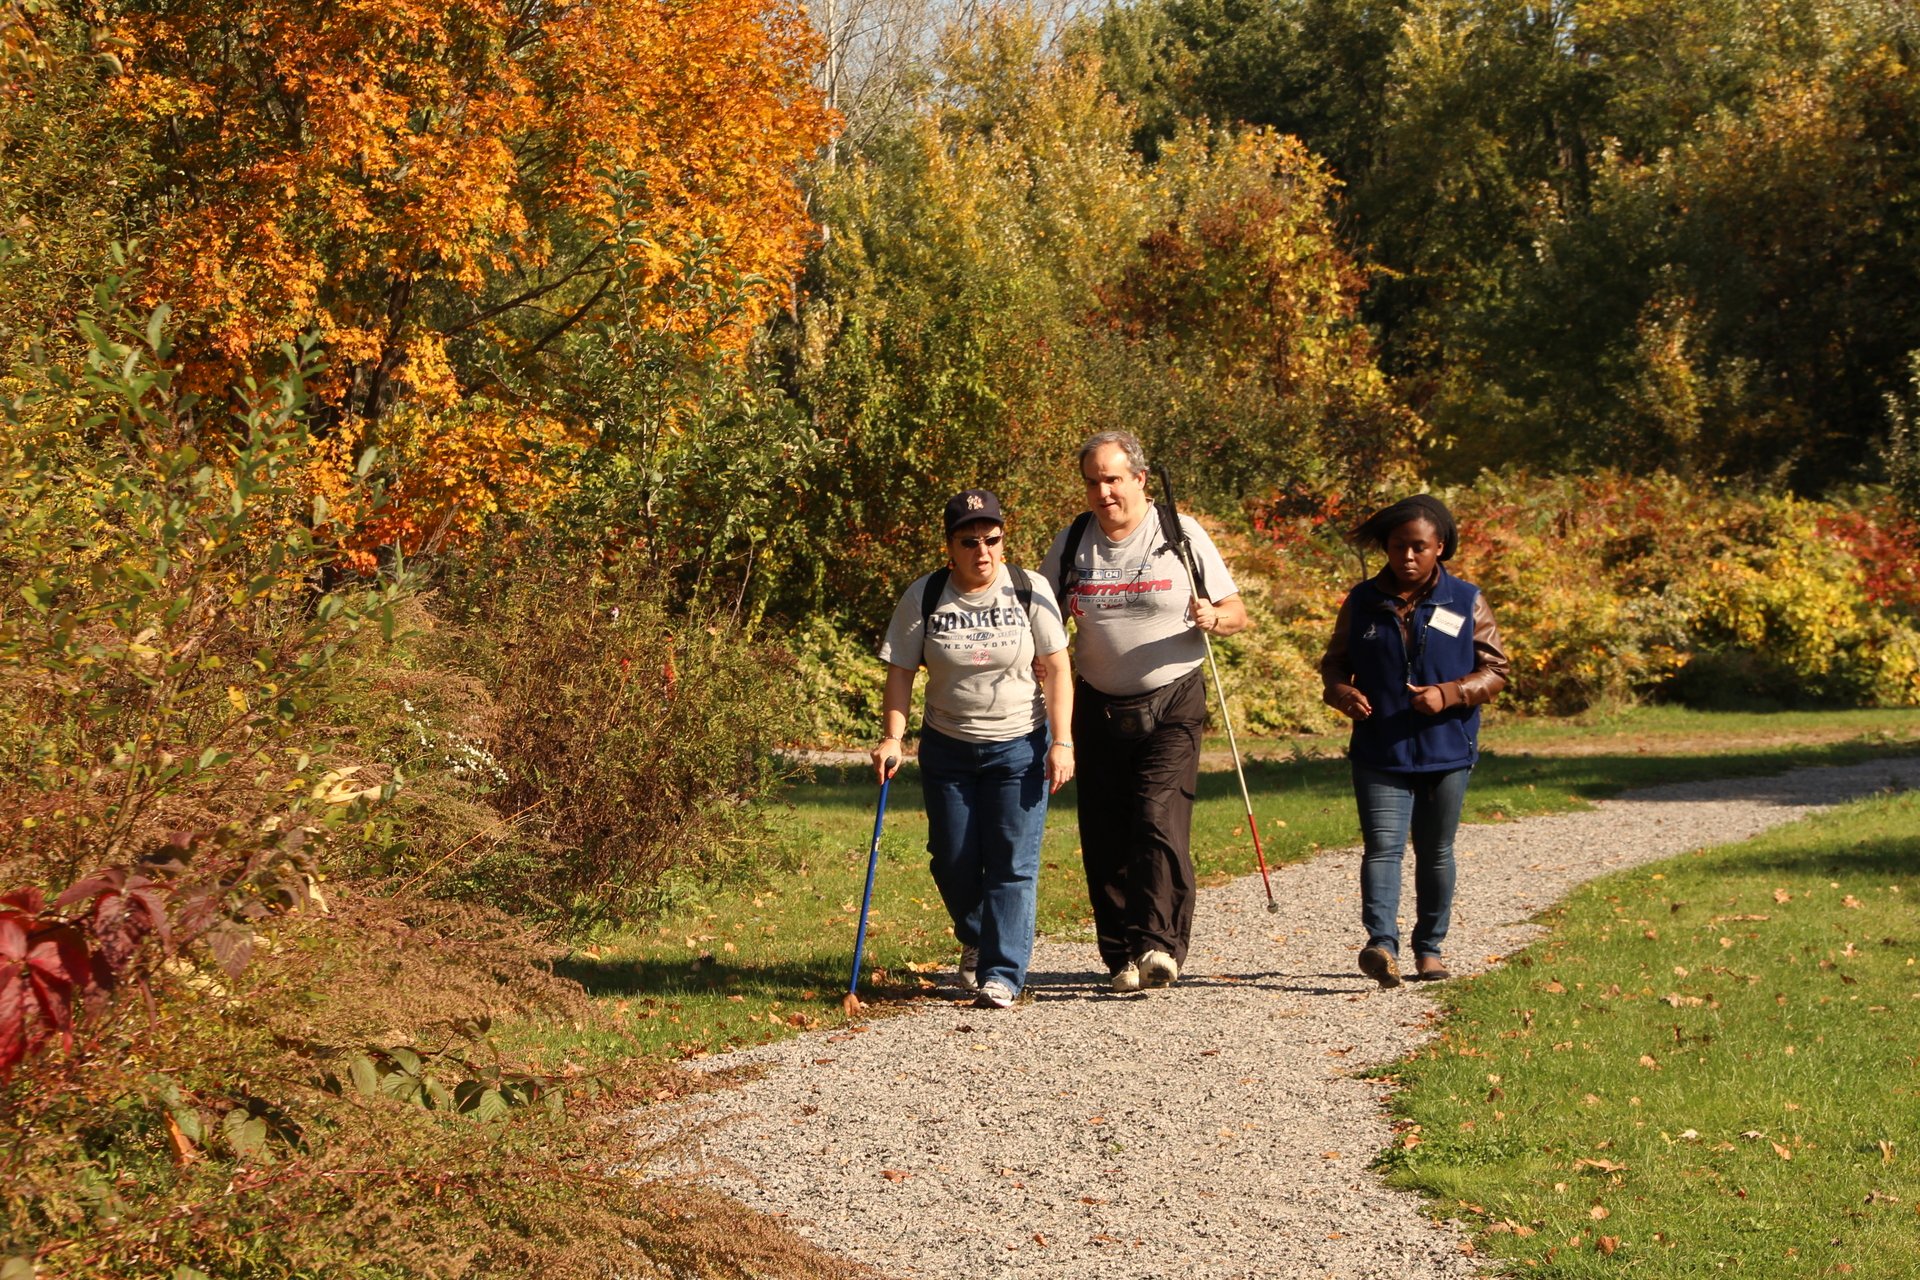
left=1032, top=1234, right=1048, bottom=1246
left=880, top=1169, right=910, bottom=1182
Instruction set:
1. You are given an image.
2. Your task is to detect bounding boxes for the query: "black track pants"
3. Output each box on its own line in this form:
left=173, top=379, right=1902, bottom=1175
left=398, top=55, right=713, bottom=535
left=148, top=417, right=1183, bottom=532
left=1071, top=670, right=1205, bottom=972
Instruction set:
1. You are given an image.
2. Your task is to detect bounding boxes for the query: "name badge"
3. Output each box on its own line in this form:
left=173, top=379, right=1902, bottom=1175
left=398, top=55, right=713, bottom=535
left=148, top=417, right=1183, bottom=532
left=1428, top=606, right=1466, bottom=638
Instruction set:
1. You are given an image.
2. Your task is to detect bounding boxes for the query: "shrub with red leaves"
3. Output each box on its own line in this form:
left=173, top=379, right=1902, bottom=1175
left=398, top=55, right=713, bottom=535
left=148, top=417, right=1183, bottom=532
left=0, top=875, right=169, bottom=1081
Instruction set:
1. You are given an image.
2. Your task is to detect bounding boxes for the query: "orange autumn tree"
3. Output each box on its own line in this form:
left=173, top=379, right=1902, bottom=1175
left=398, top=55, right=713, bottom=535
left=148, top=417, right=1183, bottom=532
left=106, top=0, right=832, bottom=558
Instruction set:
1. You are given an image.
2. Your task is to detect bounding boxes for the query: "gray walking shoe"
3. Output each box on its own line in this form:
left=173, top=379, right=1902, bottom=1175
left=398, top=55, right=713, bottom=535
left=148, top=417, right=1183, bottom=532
left=975, top=980, right=1015, bottom=1009
left=1138, top=949, right=1180, bottom=988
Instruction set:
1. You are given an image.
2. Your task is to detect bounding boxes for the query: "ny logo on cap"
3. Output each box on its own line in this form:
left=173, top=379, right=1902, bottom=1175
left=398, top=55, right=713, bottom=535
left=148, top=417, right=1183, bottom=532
left=966, top=494, right=984, bottom=510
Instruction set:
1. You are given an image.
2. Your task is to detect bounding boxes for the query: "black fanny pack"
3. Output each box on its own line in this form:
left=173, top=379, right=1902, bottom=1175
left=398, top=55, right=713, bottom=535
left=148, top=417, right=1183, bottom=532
left=1100, top=670, right=1197, bottom=741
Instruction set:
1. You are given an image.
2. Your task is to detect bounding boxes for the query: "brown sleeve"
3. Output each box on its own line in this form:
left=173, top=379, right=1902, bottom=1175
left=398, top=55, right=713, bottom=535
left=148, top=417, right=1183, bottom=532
left=1445, top=592, right=1510, bottom=708
left=1320, top=594, right=1359, bottom=709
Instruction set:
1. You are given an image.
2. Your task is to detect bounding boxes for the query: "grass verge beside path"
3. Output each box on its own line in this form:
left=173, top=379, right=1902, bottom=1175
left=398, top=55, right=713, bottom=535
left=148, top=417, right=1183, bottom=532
left=1379, top=788, right=1920, bottom=1276
left=524, top=709, right=1920, bottom=1066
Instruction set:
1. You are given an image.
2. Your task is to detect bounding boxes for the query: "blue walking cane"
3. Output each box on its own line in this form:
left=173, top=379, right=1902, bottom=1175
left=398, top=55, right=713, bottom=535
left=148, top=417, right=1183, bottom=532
left=842, top=754, right=899, bottom=1018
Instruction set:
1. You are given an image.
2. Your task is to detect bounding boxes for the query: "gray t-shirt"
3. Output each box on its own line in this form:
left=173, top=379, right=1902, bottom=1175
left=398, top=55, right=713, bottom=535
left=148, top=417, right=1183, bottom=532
left=1037, top=512, right=1238, bottom=696
left=879, top=565, right=1069, bottom=744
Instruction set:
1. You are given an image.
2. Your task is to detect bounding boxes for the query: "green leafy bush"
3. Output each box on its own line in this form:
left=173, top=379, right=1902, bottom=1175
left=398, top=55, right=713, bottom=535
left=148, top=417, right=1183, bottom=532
left=0, top=279, right=399, bottom=961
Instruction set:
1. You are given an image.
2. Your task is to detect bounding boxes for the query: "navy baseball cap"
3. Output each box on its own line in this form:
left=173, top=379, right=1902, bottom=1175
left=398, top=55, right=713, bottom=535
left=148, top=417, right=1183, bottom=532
left=943, top=489, right=1005, bottom=534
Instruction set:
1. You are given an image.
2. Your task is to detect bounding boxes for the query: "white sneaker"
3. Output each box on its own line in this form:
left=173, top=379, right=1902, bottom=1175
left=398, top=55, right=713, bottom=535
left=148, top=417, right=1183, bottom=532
left=1109, top=961, right=1141, bottom=993
left=958, top=945, right=980, bottom=991
left=975, top=980, right=1015, bottom=1009
left=1138, top=949, right=1179, bottom=988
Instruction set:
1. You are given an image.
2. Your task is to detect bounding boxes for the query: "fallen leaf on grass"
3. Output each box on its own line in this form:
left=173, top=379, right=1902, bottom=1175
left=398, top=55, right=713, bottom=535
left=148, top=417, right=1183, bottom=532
left=1772, top=1142, right=1793, bottom=1161
left=1597, top=1235, right=1619, bottom=1255
left=164, top=1113, right=198, bottom=1166
left=1589, top=1205, right=1611, bottom=1220
left=1844, top=895, right=1863, bottom=909
left=1880, top=1140, right=1895, bottom=1164
left=1774, top=888, right=1792, bottom=903
left=1575, top=1157, right=1628, bottom=1173
left=1640, top=1054, right=1661, bottom=1069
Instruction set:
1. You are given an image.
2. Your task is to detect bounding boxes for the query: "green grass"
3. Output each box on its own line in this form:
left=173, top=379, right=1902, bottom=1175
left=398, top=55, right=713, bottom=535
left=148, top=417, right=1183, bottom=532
left=523, top=708, right=1920, bottom=1067
left=1477, top=704, right=1920, bottom=754
left=1379, top=788, right=1920, bottom=1276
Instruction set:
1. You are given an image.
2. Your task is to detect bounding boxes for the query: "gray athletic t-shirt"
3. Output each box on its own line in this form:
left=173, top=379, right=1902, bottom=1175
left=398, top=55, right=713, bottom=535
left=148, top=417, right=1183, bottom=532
left=879, top=566, right=1069, bottom=744
left=1037, top=512, right=1237, bottom=696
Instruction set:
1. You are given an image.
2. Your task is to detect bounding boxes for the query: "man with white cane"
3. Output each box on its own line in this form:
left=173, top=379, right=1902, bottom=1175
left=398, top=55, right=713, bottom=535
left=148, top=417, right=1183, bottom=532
left=1040, top=431, right=1248, bottom=992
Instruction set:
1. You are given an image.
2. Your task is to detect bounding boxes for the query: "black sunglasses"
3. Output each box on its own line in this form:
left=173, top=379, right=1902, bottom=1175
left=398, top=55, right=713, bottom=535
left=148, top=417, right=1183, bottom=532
left=956, top=533, right=1004, bottom=549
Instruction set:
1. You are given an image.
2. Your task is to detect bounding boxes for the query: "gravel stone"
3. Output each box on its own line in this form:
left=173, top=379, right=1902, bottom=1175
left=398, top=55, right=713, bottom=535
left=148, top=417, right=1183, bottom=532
left=636, top=757, right=1920, bottom=1279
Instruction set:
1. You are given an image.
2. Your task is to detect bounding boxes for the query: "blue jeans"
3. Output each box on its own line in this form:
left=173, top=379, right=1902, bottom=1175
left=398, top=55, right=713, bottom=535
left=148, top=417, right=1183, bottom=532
left=918, top=724, right=1049, bottom=994
left=1352, top=763, right=1471, bottom=959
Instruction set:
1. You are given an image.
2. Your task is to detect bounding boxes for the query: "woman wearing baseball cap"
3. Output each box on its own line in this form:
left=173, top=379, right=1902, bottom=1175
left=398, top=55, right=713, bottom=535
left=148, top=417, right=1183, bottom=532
left=871, top=490, right=1075, bottom=1009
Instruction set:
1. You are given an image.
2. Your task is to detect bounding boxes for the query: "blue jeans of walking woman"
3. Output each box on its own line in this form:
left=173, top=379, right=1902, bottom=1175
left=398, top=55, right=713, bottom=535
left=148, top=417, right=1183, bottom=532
left=918, top=724, right=1049, bottom=995
left=1353, top=763, right=1471, bottom=960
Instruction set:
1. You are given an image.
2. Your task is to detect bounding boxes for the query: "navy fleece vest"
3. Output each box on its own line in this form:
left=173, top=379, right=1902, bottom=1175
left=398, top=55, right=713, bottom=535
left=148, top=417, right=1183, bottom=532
left=1343, top=567, right=1483, bottom=773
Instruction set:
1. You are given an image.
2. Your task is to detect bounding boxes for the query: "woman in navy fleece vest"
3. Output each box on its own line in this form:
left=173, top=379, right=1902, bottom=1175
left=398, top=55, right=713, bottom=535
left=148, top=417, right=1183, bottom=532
left=1319, top=496, right=1510, bottom=988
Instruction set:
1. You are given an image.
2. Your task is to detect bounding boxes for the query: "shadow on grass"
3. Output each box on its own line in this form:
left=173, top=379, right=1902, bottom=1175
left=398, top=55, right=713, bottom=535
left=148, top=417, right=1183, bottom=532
left=557, top=953, right=850, bottom=998
left=1726, top=832, right=1920, bottom=881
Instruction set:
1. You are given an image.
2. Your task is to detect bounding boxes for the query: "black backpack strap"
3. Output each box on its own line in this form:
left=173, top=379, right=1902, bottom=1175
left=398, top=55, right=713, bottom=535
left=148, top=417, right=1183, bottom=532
left=918, top=567, right=951, bottom=666
left=1012, top=566, right=1040, bottom=631
left=1055, top=510, right=1095, bottom=612
left=1159, top=502, right=1209, bottom=601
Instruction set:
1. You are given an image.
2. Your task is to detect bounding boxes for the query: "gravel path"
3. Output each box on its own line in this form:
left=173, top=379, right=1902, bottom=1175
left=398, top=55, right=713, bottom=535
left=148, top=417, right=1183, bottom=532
left=636, top=756, right=1920, bottom=1279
